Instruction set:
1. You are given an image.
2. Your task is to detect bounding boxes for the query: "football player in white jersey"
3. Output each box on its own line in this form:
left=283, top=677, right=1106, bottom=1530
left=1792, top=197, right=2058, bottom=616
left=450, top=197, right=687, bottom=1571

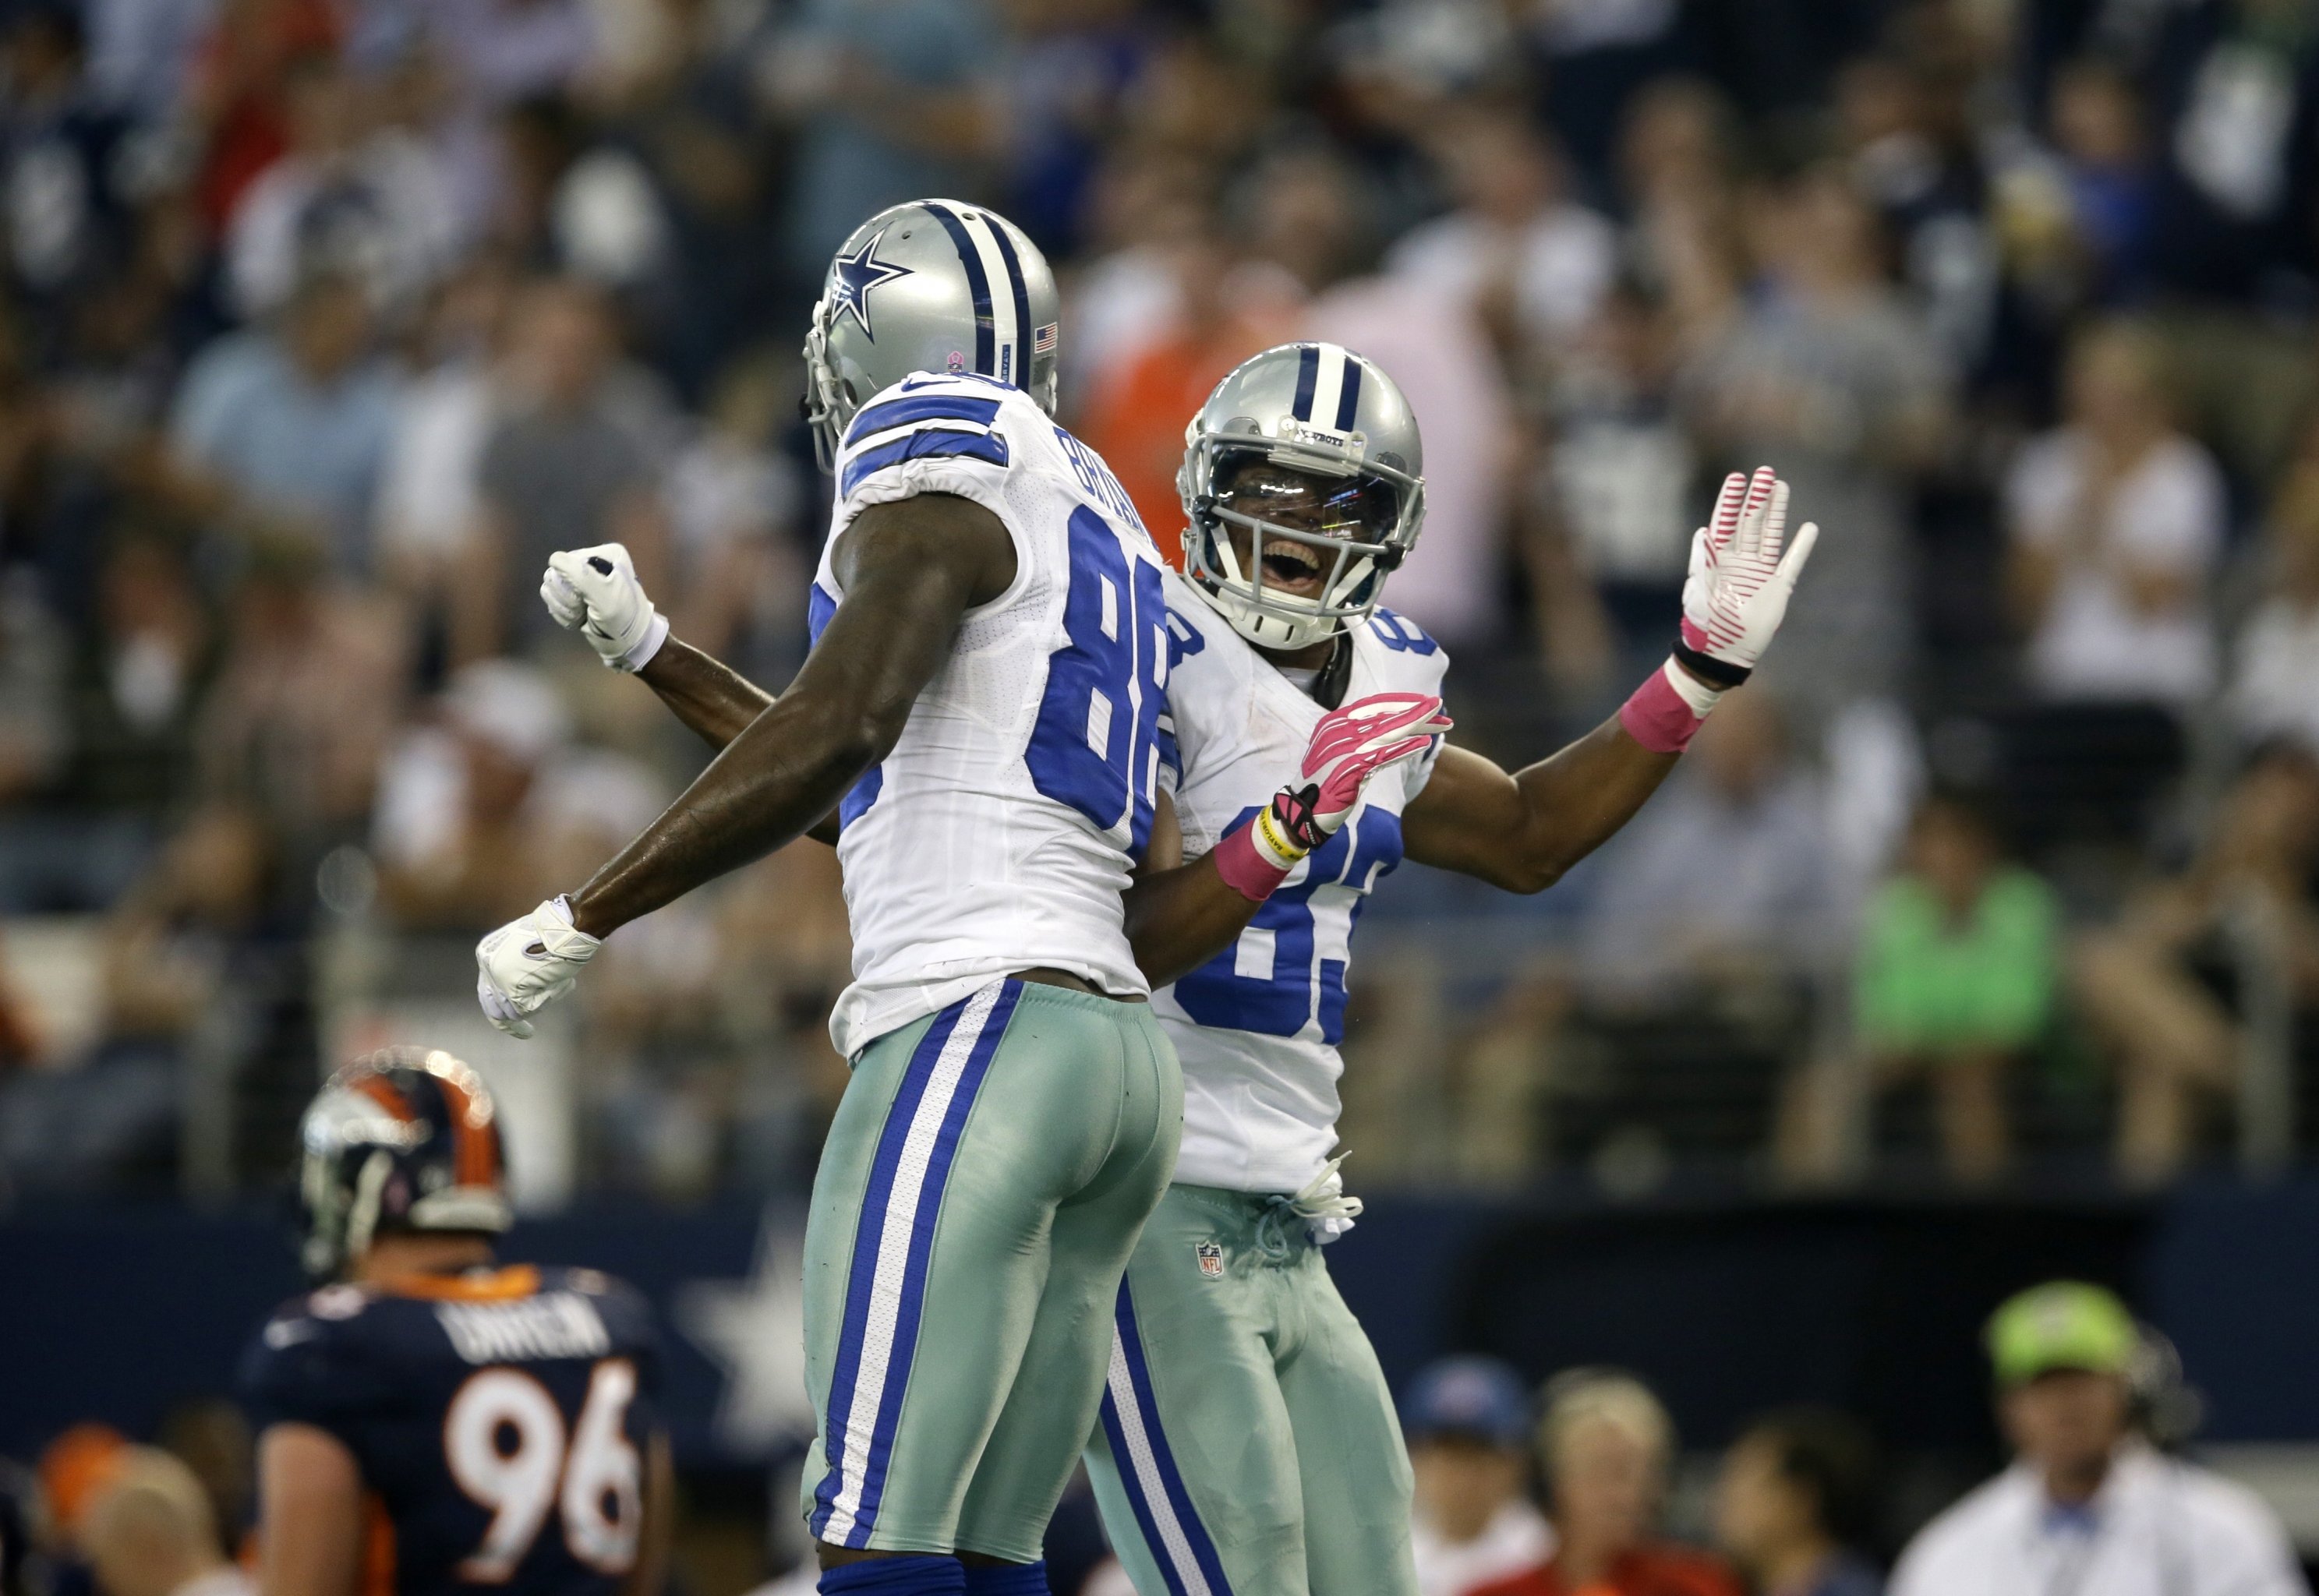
left=539, top=339, right=1819, bottom=1596
left=472, top=206, right=1444, bottom=1596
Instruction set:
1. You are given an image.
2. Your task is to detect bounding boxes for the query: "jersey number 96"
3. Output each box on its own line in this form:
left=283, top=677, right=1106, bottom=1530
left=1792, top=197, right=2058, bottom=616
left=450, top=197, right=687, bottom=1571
left=445, top=1360, right=641, bottom=1581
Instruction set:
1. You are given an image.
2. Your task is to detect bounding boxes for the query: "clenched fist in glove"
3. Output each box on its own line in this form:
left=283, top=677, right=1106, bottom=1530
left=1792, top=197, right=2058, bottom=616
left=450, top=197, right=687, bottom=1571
left=1213, top=691, right=1454, bottom=901
left=541, top=543, right=669, bottom=672
left=1619, top=467, right=1819, bottom=754
left=476, top=896, right=601, bottom=1038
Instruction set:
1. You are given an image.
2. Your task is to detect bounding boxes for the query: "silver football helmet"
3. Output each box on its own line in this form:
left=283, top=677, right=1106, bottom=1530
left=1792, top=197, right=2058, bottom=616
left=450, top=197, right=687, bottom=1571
left=802, top=199, right=1062, bottom=471
left=1178, top=343, right=1426, bottom=651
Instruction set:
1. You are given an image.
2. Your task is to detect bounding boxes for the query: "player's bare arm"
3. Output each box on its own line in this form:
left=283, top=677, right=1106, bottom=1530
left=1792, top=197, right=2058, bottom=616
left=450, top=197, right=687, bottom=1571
left=1399, top=719, right=1682, bottom=892
left=256, top=1423, right=365, bottom=1596
left=473, top=493, right=1013, bottom=1035
left=1405, top=466, right=1818, bottom=892
left=564, top=490, right=1013, bottom=937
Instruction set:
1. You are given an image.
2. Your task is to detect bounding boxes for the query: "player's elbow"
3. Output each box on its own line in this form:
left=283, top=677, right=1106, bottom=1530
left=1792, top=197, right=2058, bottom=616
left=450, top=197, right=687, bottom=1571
left=1498, top=860, right=1567, bottom=895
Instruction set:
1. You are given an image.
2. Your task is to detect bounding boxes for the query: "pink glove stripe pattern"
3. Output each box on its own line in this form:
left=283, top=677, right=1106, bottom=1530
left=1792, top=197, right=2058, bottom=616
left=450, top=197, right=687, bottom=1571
left=1213, top=691, right=1455, bottom=903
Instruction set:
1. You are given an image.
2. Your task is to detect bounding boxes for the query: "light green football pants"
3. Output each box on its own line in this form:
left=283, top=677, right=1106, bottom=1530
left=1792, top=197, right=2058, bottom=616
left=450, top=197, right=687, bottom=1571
left=800, top=978, right=1182, bottom=1560
left=1083, top=1183, right=1419, bottom=1596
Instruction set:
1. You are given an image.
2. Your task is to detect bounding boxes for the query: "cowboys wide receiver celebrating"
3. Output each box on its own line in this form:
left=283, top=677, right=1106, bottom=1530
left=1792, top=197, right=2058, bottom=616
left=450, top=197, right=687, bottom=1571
left=543, top=335, right=1817, bottom=1594
left=475, top=201, right=1443, bottom=1590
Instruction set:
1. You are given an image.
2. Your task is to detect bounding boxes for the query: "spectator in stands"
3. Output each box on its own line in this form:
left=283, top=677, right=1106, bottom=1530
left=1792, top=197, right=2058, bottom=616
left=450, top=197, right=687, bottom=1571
left=1841, top=792, right=2059, bottom=1187
left=1471, top=1370, right=1739, bottom=1596
left=0, top=803, right=274, bottom=1195
left=1582, top=690, right=1833, bottom=1008
left=458, top=277, right=670, bottom=661
left=199, top=538, right=405, bottom=858
left=1402, top=1358, right=1554, bottom=1596
left=1679, top=160, right=1950, bottom=740
left=1713, top=1408, right=1883, bottom=1596
left=371, top=658, right=576, bottom=931
left=80, top=1447, right=249, bottom=1596
left=1079, top=211, right=1298, bottom=556
left=2229, top=413, right=2319, bottom=755
left=1, top=5, right=136, bottom=317
left=166, top=266, right=401, bottom=577
left=2006, top=319, right=2224, bottom=712
left=373, top=255, right=520, bottom=638
left=2041, top=57, right=2159, bottom=309
left=2071, top=743, right=2319, bottom=1185
left=771, top=0, right=1006, bottom=280
left=65, top=531, right=212, bottom=817
left=223, top=48, right=460, bottom=322
left=372, top=658, right=664, bottom=934
left=1891, top=1281, right=2303, bottom=1596
left=1536, top=278, right=1692, bottom=690
left=1388, top=105, right=1618, bottom=360
left=662, top=352, right=807, bottom=675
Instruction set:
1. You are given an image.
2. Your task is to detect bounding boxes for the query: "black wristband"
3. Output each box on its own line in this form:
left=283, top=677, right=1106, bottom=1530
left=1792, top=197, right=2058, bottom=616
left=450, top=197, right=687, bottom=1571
left=1672, top=638, right=1752, bottom=690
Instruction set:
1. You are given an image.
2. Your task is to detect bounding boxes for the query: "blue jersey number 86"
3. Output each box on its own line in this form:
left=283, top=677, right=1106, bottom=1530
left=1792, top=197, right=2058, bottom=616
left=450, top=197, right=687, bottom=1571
left=1025, top=506, right=1168, bottom=856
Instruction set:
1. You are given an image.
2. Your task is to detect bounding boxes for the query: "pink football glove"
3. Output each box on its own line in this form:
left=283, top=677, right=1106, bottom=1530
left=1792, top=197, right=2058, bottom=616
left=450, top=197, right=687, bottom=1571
left=1215, top=692, right=1453, bottom=900
left=1677, top=466, right=1819, bottom=683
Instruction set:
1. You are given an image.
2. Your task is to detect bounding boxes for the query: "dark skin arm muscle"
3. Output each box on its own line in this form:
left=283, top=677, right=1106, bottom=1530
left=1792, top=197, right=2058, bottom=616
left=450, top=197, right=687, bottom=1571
left=564, top=493, right=1013, bottom=937
left=635, top=640, right=840, bottom=846
left=1398, top=713, right=1682, bottom=893
left=1122, top=786, right=1273, bottom=988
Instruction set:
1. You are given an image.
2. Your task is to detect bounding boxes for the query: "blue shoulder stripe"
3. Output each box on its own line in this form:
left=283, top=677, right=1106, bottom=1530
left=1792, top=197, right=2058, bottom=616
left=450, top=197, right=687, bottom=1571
left=846, top=391, right=1002, bottom=446
left=840, top=428, right=1010, bottom=498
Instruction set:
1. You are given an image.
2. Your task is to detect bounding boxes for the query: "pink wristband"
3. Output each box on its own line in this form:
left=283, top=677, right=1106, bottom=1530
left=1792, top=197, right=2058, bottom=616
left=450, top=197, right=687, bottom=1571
left=1618, top=659, right=1722, bottom=754
left=1211, top=822, right=1293, bottom=902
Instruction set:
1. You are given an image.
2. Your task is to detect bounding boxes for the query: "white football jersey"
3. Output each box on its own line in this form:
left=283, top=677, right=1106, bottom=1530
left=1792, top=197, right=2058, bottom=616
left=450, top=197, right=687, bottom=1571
left=813, top=373, right=1172, bottom=1058
left=1155, top=573, right=1451, bottom=1192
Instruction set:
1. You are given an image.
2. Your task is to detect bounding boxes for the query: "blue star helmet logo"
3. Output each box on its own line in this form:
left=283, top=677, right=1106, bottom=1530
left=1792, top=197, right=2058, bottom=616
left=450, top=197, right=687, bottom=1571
left=829, top=227, right=913, bottom=343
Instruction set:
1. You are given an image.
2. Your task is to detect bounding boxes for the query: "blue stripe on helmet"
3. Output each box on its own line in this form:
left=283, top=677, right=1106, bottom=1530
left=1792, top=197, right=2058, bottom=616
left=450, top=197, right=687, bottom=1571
left=845, top=980, right=1020, bottom=1542
left=985, top=217, right=1034, bottom=391
left=923, top=203, right=996, bottom=377
left=1104, top=1280, right=1235, bottom=1594
left=1292, top=344, right=1319, bottom=421
left=840, top=428, right=1011, bottom=498
left=1334, top=355, right=1363, bottom=431
left=846, top=391, right=1003, bottom=447
left=808, top=993, right=971, bottom=1540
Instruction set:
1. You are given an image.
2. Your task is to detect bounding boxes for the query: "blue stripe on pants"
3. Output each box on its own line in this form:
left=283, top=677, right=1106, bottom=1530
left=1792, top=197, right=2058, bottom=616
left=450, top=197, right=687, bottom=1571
left=810, top=981, right=1020, bottom=1545
left=1098, top=1281, right=1234, bottom=1595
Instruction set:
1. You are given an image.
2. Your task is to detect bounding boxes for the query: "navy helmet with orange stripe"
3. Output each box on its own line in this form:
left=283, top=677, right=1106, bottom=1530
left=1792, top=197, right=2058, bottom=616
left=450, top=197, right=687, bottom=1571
left=297, top=1046, right=512, bottom=1280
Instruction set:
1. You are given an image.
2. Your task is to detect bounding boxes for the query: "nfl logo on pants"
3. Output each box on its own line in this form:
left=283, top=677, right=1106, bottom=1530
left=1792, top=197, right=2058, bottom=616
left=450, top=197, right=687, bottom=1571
left=1196, top=1241, right=1224, bottom=1280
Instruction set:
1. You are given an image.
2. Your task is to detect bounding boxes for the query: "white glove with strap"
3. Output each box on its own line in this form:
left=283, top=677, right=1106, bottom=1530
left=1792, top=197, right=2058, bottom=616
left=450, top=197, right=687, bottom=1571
left=541, top=543, right=669, bottom=672
left=475, top=896, right=601, bottom=1038
left=1677, top=465, right=1817, bottom=683
left=1619, top=467, right=1818, bottom=754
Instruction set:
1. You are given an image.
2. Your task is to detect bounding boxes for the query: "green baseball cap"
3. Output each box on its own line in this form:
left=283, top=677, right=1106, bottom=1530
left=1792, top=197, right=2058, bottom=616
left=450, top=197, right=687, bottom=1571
left=1987, top=1281, right=2139, bottom=1386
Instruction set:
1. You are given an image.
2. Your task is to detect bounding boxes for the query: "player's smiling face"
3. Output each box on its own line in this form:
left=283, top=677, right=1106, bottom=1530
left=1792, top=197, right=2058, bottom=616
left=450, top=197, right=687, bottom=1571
left=1215, top=455, right=1391, bottom=599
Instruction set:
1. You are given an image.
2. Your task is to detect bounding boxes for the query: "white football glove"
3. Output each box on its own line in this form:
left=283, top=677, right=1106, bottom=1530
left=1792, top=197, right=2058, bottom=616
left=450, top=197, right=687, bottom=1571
left=1677, top=466, right=1819, bottom=683
left=541, top=543, right=669, bottom=672
left=475, top=896, right=602, bottom=1039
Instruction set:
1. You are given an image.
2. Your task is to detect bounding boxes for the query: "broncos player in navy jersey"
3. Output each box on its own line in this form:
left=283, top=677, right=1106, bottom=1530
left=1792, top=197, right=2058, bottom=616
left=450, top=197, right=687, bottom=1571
left=239, top=1048, right=672, bottom=1596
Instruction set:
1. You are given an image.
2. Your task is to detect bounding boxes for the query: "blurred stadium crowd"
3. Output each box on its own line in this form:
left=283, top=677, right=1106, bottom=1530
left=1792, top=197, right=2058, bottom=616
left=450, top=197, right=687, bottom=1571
left=6, top=0, right=2319, bottom=1202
